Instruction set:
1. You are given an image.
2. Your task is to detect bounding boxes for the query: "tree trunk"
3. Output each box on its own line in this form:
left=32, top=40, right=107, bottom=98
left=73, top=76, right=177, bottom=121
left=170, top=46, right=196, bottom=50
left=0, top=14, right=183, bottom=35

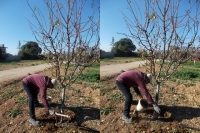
left=155, top=82, right=161, bottom=103
left=60, top=87, right=66, bottom=122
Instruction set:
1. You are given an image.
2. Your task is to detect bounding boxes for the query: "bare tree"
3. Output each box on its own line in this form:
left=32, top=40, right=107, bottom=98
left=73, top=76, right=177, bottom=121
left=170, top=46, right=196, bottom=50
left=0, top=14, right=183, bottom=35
left=121, top=0, right=200, bottom=103
left=27, top=0, right=100, bottom=122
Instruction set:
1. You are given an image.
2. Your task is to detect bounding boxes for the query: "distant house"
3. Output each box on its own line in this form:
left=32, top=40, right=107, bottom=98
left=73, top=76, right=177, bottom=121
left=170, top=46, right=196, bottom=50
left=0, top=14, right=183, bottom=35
left=0, top=44, right=21, bottom=61
left=0, top=44, right=7, bottom=60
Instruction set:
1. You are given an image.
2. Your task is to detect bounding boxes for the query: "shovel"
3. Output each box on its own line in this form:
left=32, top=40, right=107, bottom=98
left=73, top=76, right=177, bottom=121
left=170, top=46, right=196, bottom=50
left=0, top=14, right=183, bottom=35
left=55, top=112, right=70, bottom=118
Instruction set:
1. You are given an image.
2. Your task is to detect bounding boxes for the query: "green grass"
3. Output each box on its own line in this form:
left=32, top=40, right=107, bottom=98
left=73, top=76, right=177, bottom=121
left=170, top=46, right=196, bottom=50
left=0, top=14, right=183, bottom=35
left=90, top=83, right=100, bottom=90
left=91, top=62, right=100, bottom=68
left=0, top=87, right=17, bottom=100
left=169, top=61, right=200, bottom=81
left=171, top=68, right=200, bottom=80
left=100, top=85, right=115, bottom=96
left=100, top=86, right=107, bottom=96
left=181, top=61, right=200, bottom=68
left=108, top=93, right=124, bottom=103
left=101, top=58, right=112, bottom=62
left=66, top=62, right=100, bottom=84
left=169, top=61, right=200, bottom=88
left=100, top=105, right=114, bottom=115
left=8, top=108, right=21, bottom=118
left=108, top=93, right=120, bottom=100
left=78, top=69, right=100, bottom=83
left=70, top=62, right=100, bottom=83
left=16, top=96, right=27, bottom=105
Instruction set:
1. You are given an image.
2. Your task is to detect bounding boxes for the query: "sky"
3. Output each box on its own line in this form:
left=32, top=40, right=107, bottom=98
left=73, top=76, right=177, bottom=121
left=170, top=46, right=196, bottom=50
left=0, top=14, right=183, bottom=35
left=1, top=0, right=199, bottom=55
left=0, top=0, right=41, bottom=55
left=100, top=0, right=130, bottom=52
left=0, top=0, right=99, bottom=55
left=100, top=0, right=200, bottom=52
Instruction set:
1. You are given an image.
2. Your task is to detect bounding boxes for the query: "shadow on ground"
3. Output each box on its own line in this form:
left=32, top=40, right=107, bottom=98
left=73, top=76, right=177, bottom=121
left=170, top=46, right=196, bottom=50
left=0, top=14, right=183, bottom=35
left=50, top=103, right=100, bottom=132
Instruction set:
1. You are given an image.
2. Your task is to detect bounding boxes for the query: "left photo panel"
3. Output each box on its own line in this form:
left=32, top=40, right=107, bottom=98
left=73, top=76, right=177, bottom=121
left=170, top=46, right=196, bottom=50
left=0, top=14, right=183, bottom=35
left=0, top=0, right=100, bottom=132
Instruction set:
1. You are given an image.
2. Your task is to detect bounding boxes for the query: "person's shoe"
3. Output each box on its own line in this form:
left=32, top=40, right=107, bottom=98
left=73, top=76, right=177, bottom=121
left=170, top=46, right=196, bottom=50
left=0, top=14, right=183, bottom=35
left=122, top=114, right=133, bottom=123
left=28, top=118, right=39, bottom=126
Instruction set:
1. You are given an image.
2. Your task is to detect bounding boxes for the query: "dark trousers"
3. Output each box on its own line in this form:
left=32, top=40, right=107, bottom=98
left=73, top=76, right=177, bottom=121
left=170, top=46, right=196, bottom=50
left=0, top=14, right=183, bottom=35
left=116, top=80, right=132, bottom=117
left=22, top=81, right=39, bottom=119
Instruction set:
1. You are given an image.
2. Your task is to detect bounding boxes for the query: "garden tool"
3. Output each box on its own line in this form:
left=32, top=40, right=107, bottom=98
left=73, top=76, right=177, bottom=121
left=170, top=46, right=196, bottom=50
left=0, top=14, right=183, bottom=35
left=55, top=112, right=70, bottom=118
left=136, top=99, right=148, bottom=111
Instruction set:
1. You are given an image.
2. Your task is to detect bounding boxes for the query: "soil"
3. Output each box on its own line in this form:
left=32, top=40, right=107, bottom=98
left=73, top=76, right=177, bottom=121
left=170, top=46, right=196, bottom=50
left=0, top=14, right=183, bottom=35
left=0, top=66, right=100, bottom=133
left=1, top=61, right=200, bottom=132
left=100, top=63, right=200, bottom=133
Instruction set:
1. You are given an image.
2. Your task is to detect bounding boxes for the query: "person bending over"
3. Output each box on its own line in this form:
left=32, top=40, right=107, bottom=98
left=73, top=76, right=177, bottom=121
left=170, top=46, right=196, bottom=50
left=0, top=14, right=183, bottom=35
left=22, top=74, right=57, bottom=126
left=116, top=70, right=160, bottom=123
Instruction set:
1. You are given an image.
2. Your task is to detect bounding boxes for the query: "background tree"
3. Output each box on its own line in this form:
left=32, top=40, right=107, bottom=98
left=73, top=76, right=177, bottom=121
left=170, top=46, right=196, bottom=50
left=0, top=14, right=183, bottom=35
left=17, top=40, right=21, bottom=54
left=0, top=49, right=2, bottom=60
left=122, top=0, right=200, bottom=103
left=18, top=41, right=42, bottom=60
left=27, top=0, right=100, bottom=121
left=111, top=38, right=136, bottom=57
left=110, top=37, right=115, bottom=48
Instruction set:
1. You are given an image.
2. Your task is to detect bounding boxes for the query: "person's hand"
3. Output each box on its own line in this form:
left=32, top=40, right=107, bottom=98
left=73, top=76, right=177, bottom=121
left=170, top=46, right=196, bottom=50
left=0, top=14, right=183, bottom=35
left=137, top=95, right=143, bottom=100
left=153, top=103, right=161, bottom=114
left=49, top=109, right=55, bottom=115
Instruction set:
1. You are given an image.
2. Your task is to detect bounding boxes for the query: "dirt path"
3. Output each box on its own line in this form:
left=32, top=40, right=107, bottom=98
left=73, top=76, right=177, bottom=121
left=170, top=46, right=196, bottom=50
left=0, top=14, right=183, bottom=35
left=0, top=60, right=145, bottom=87
left=100, top=60, right=146, bottom=79
left=0, top=63, right=52, bottom=87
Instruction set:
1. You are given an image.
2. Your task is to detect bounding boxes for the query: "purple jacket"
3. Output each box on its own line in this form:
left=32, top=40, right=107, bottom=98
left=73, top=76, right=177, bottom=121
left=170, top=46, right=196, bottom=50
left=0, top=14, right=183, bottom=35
left=23, top=74, right=51, bottom=109
left=117, top=70, right=154, bottom=104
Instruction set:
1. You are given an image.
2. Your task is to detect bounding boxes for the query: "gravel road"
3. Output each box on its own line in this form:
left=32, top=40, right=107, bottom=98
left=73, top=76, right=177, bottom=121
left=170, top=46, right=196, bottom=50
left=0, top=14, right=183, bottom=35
left=0, top=60, right=145, bottom=87
left=0, top=64, right=51, bottom=87
left=100, top=60, right=146, bottom=79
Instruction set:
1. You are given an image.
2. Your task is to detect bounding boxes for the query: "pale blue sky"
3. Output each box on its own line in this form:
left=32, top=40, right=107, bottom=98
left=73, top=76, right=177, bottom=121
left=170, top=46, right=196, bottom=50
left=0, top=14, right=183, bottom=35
left=100, top=0, right=130, bottom=52
left=0, top=0, right=44, bottom=55
left=1, top=0, right=199, bottom=55
left=0, top=0, right=99, bottom=55
left=100, top=0, right=200, bottom=52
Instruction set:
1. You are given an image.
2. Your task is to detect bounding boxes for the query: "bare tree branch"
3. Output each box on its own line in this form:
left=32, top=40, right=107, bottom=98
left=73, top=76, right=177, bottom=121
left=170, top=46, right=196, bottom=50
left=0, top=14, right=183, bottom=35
left=27, top=0, right=99, bottom=119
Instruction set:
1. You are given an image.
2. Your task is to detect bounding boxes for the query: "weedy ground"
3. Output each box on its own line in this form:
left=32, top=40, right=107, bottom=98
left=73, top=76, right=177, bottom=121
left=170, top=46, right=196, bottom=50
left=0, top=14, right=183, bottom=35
left=0, top=61, right=100, bottom=133
left=100, top=60, right=200, bottom=133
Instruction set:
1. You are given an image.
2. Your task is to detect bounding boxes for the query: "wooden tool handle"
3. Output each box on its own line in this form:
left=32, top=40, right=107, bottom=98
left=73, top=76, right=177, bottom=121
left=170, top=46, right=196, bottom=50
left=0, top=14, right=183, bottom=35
left=55, top=112, right=70, bottom=118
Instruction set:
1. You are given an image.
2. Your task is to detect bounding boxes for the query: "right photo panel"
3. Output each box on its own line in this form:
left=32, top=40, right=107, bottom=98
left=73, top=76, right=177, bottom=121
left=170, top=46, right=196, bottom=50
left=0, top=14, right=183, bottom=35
left=100, top=0, right=200, bottom=132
